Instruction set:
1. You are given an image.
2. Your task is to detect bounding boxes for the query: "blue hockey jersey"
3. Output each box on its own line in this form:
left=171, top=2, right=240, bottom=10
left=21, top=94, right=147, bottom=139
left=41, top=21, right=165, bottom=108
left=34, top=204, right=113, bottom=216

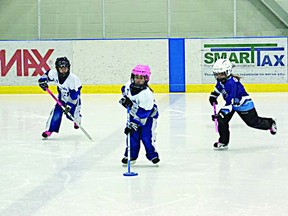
left=213, top=76, right=255, bottom=114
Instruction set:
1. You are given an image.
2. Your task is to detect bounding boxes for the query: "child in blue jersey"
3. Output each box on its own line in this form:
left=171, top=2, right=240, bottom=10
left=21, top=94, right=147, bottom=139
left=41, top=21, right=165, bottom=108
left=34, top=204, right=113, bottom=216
left=119, top=64, right=160, bottom=165
left=209, top=59, right=277, bottom=150
left=38, top=57, right=82, bottom=139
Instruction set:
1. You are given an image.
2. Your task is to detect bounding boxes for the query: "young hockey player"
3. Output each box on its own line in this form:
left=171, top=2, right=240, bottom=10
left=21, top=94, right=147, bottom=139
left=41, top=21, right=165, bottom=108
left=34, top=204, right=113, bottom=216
left=209, top=58, right=277, bottom=150
left=38, top=57, right=82, bottom=138
left=119, top=64, right=160, bottom=165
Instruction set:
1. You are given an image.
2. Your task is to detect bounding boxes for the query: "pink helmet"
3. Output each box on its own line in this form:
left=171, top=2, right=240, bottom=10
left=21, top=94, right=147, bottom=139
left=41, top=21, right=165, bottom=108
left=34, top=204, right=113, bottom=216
left=132, top=64, right=151, bottom=81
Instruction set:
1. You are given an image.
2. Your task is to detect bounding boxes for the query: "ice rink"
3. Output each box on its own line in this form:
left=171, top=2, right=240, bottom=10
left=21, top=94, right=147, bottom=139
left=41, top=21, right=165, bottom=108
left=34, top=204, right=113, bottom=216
left=0, top=93, right=288, bottom=216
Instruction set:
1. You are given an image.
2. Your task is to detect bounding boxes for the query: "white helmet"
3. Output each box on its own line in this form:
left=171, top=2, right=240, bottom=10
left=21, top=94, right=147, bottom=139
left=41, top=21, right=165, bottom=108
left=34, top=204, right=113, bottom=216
left=212, top=59, right=233, bottom=78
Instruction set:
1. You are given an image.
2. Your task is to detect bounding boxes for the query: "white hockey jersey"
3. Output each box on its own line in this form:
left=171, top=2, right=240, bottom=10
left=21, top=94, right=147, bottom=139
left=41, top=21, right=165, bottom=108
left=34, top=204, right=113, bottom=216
left=122, top=81, right=158, bottom=126
left=42, top=70, right=82, bottom=105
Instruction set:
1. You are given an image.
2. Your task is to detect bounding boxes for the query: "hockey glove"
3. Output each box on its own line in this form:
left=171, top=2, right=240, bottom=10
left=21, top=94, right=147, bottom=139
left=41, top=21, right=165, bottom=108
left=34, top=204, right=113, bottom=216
left=209, top=92, right=219, bottom=106
left=38, top=80, right=48, bottom=91
left=62, top=104, right=71, bottom=114
left=119, top=96, right=133, bottom=109
left=211, top=112, right=225, bottom=122
left=124, top=122, right=138, bottom=135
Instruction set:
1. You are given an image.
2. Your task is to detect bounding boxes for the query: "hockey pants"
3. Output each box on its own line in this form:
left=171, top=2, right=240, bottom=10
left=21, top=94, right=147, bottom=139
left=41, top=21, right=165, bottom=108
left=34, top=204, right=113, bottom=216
left=45, top=101, right=81, bottom=133
left=218, top=108, right=273, bottom=145
left=124, top=117, right=159, bottom=161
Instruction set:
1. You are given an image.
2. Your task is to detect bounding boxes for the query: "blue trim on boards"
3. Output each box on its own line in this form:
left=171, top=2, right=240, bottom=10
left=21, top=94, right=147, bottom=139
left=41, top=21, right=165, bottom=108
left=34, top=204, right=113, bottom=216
left=168, top=38, right=185, bottom=92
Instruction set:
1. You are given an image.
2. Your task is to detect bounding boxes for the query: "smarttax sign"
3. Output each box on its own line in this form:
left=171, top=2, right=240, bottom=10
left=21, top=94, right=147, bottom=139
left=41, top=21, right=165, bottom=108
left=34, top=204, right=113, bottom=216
left=201, top=38, right=287, bottom=83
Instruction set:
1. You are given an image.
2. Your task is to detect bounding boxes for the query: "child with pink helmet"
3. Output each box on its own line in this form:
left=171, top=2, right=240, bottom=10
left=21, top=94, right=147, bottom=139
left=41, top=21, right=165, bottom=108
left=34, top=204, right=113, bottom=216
left=119, top=64, right=160, bottom=165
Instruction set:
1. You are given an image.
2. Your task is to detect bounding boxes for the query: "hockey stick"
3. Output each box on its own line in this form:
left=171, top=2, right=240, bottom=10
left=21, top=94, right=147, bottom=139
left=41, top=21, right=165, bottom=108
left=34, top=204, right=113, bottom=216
left=213, top=102, right=219, bottom=133
left=45, top=88, right=93, bottom=141
left=123, top=106, right=138, bottom=177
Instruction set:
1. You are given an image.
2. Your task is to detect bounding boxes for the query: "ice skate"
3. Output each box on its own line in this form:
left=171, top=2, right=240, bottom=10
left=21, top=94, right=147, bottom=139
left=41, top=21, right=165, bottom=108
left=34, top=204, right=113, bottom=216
left=151, top=157, right=160, bottom=164
left=42, top=131, right=52, bottom=139
left=214, top=142, right=228, bottom=150
left=74, top=123, right=79, bottom=129
left=121, top=157, right=136, bottom=166
left=270, top=119, right=277, bottom=135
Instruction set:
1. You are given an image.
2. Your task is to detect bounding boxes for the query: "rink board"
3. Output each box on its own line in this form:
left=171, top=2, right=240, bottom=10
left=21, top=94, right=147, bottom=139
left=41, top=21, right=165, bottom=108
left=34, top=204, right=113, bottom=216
left=0, top=37, right=287, bottom=93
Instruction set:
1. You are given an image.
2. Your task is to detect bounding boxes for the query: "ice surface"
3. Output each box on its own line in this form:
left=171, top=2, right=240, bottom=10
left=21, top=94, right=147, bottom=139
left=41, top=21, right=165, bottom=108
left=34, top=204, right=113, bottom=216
left=0, top=93, right=288, bottom=216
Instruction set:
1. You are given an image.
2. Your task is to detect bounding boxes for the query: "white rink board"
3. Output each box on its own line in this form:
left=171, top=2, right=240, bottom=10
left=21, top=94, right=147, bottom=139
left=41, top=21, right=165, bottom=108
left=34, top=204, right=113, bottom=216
left=185, top=39, right=202, bottom=84
left=0, top=37, right=287, bottom=86
left=0, top=39, right=168, bottom=86
left=72, top=39, right=169, bottom=85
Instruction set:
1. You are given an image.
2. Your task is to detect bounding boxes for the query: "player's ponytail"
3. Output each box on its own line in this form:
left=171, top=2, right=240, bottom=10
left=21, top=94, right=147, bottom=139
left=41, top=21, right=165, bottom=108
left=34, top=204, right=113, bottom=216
left=231, top=74, right=241, bottom=81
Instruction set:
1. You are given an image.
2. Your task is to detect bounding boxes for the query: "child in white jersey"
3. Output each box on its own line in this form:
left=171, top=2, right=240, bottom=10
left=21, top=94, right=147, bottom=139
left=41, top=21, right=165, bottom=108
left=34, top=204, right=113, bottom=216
left=119, top=64, right=160, bottom=165
left=38, top=57, right=82, bottom=138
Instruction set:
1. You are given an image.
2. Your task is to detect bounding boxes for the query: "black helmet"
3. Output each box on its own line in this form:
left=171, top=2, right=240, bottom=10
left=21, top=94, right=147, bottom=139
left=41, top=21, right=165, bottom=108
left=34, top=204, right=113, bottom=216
left=55, top=57, right=70, bottom=69
left=55, top=57, right=71, bottom=83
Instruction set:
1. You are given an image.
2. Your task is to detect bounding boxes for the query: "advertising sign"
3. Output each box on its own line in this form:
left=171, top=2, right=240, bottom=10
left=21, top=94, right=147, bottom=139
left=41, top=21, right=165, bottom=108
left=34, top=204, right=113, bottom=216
left=0, top=41, right=72, bottom=85
left=201, top=38, right=287, bottom=83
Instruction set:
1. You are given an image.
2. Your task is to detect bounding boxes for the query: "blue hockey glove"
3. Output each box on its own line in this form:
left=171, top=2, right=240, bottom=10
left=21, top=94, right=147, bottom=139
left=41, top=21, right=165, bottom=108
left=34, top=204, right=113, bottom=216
left=124, top=122, right=138, bottom=135
left=38, top=79, right=48, bottom=91
left=209, top=92, right=219, bottom=106
left=119, top=96, right=133, bottom=109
